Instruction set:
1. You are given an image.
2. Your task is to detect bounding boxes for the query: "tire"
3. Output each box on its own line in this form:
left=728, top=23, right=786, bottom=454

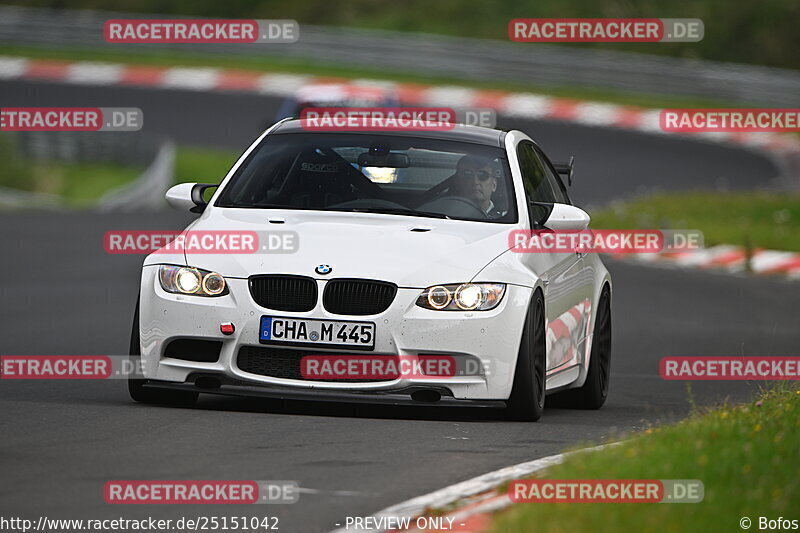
left=128, top=300, right=198, bottom=406
left=506, top=290, right=546, bottom=421
left=556, top=285, right=612, bottom=409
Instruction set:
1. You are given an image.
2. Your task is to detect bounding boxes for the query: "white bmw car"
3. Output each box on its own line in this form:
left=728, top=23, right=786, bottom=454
left=130, top=119, right=612, bottom=421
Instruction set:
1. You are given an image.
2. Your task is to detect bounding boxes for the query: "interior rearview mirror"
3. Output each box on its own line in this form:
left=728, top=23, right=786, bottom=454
left=357, top=152, right=410, bottom=168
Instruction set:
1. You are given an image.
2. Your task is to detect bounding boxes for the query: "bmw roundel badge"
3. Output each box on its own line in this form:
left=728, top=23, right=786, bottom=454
left=315, top=264, right=332, bottom=275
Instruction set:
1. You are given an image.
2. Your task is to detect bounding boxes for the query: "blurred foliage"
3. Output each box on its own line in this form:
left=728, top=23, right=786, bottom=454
left=174, top=146, right=237, bottom=185
left=0, top=134, right=141, bottom=205
left=591, top=191, right=800, bottom=252
left=0, top=134, right=31, bottom=190
left=0, top=138, right=236, bottom=206
left=6, top=0, right=800, bottom=69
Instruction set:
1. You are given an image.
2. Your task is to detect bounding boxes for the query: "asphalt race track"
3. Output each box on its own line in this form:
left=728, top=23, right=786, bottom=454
left=1, top=80, right=797, bottom=532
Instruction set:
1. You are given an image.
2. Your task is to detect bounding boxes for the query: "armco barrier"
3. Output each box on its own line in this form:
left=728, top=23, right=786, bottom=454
left=0, top=5, right=799, bottom=107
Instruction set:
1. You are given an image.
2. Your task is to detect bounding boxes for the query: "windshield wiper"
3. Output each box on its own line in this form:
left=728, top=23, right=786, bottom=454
left=218, top=203, right=309, bottom=210
left=216, top=204, right=450, bottom=219
left=328, top=207, right=450, bottom=219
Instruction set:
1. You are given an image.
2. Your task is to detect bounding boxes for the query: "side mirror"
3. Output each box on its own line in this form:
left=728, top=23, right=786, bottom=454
left=165, top=183, right=217, bottom=213
left=530, top=202, right=590, bottom=231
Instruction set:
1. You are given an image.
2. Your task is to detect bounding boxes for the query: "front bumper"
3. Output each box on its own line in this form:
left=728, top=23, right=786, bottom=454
left=141, top=379, right=507, bottom=409
left=138, top=266, right=533, bottom=400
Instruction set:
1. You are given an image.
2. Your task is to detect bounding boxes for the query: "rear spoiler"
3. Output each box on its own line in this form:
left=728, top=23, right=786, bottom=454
left=553, top=156, right=575, bottom=186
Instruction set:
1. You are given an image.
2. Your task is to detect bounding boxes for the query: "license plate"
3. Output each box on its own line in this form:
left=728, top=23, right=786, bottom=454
left=259, top=316, right=375, bottom=349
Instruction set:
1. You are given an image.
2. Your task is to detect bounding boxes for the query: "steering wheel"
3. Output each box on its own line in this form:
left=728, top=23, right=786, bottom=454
left=444, top=195, right=489, bottom=216
left=419, top=195, right=489, bottom=219
left=328, top=199, right=410, bottom=210
left=413, top=173, right=458, bottom=207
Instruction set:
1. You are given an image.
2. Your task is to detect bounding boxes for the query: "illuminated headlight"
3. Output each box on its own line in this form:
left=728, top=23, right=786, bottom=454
left=426, top=286, right=452, bottom=309
left=158, top=265, right=228, bottom=297
left=416, top=283, right=505, bottom=311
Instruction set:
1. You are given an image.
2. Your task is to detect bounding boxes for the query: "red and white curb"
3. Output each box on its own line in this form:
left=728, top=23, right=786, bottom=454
left=2, top=55, right=800, bottom=166
left=615, top=245, right=800, bottom=279
left=328, top=442, right=619, bottom=533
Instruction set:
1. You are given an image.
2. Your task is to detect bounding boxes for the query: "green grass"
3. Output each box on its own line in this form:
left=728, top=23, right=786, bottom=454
left=590, top=192, right=800, bottom=252
left=174, top=146, right=240, bottom=202
left=490, top=385, right=800, bottom=533
left=56, top=162, right=142, bottom=205
left=0, top=137, right=239, bottom=207
left=174, top=145, right=239, bottom=184
left=0, top=44, right=741, bottom=110
left=15, top=161, right=140, bottom=206
left=0, top=135, right=142, bottom=206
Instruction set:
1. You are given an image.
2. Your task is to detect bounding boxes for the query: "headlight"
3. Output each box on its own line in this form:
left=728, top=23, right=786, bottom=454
left=416, top=283, right=505, bottom=311
left=158, top=265, right=228, bottom=297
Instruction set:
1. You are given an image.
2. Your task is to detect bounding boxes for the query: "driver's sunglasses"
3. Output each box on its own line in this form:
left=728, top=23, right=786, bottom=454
left=460, top=169, right=494, bottom=181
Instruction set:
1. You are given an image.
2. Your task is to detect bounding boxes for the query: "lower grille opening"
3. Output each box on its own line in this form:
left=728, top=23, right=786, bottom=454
left=236, top=346, right=396, bottom=382
left=164, top=339, right=223, bottom=363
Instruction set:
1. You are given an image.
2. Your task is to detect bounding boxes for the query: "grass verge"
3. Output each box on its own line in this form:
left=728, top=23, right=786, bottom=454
left=590, top=192, right=800, bottom=252
left=0, top=135, right=142, bottom=206
left=490, top=385, right=800, bottom=533
left=174, top=145, right=239, bottom=185
left=0, top=136, right=238, bottom=206
left=1, top=161, right=141, bottom=207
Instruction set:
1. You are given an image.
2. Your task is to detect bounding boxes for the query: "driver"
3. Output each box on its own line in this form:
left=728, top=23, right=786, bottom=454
left=451, top=155, right=505, bottom=218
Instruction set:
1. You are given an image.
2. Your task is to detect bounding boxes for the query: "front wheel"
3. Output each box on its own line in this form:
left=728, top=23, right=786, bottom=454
left=506, top=290, right=546, bottom=421
left=128, top=301, right=198, bottom=406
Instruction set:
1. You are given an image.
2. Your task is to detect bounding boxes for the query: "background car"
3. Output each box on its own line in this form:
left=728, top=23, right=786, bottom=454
left=274, top=82, right=401, bottom=121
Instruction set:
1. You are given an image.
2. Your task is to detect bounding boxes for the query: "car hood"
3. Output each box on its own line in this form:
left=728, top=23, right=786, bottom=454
left=181, top=209, right=515, bottom=287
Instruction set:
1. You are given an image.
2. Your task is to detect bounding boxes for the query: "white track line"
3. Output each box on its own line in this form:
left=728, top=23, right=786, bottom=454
left=328, top=441, right=621, bottom=533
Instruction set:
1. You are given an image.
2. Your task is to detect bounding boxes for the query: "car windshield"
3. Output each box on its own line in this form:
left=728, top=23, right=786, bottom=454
left=215, top=132, right=517, bottom=223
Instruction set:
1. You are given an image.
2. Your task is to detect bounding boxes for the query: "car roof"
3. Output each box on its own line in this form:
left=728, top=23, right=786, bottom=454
left=271, top=119, right=507, bottom=148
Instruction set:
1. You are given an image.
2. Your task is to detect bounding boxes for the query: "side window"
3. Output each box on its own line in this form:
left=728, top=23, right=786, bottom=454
left=534, top=146, right=571, bottom=205
left=517, top=142, right=556, bottom=203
